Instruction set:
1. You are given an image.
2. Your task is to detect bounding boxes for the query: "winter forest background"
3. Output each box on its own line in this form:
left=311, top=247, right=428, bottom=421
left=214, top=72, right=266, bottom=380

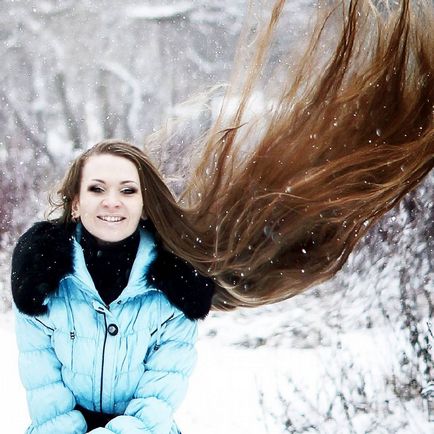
left=0, top=0, right=432, bottom=433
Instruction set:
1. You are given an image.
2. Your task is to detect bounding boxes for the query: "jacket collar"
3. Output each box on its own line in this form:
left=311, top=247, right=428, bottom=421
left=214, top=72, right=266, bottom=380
left=70, top=225, right=157, bottom=300
left=11, top=220, right=214, bottom=320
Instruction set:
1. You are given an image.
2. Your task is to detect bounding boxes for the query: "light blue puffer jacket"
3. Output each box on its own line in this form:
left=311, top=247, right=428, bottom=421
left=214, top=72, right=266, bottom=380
left=14, top=227, right=198, bottom=434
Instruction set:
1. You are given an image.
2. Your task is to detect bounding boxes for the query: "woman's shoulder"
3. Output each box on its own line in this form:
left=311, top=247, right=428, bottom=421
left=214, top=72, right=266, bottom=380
left=145, top=242, right=215, bottom=321
left=140, top=219, right=215, bottom=321
left=11, top=220, right=75, bottom=316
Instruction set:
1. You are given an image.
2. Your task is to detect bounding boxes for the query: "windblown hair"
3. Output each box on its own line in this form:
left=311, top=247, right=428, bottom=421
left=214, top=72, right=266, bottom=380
left=51, top=0, right=433, bottom=312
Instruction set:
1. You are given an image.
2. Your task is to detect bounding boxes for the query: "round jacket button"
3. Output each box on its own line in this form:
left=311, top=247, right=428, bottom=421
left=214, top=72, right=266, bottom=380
left=107, top=324, right=118, bottom=336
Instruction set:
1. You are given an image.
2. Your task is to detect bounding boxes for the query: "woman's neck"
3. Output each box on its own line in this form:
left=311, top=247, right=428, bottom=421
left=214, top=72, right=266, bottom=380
left=80, top=226, right=140, bottom=251
left=79, top=225, right=140, bottom=305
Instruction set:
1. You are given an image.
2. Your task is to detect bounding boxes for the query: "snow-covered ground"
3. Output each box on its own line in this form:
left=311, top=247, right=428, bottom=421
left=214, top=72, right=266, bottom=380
left=2, top=307, right=432, bottom=434
left=1, top=312, right=28, bottom=433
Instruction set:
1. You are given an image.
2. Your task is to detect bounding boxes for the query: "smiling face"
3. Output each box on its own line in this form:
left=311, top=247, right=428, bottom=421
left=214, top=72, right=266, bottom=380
left=72, top=154, right=144, bottom=243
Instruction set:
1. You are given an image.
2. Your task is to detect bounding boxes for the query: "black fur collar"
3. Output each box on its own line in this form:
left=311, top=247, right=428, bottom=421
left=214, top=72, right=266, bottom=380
left=11, top=220, right=214, bottom=320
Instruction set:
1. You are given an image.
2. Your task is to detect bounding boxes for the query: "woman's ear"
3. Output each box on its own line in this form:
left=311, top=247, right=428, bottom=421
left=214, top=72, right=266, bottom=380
left=71, top=198, right=80, bottom=220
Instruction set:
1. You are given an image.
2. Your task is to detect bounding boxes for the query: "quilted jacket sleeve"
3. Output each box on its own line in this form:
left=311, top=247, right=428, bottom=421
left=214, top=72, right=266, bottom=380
left=89, top=311, right=198, bottom=434
left=15, top=309, right=87, bottom=434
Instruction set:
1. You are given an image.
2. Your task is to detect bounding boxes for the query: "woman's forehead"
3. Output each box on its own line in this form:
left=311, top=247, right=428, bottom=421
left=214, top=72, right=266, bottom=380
left=81, top=154, right=140, bottom=182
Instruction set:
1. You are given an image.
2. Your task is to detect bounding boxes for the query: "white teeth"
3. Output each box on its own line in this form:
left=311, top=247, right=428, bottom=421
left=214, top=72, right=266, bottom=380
left=100, top=216, right=123, bottom=222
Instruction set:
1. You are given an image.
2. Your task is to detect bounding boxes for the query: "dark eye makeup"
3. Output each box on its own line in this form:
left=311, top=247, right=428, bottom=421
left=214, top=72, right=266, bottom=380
left=87, top=184, right=138, bottom=194
left=88, top=185, right=104, bottom=193
left=120, top=187, right=138, bottom=194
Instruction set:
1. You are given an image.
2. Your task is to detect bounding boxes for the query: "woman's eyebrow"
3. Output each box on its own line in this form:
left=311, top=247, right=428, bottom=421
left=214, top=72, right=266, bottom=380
left=89, top=179, right=138, bottom=185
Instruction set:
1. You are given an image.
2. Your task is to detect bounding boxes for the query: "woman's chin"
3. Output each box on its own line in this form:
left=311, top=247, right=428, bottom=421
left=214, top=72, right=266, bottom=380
left=89, top=223, right=135, bottom=244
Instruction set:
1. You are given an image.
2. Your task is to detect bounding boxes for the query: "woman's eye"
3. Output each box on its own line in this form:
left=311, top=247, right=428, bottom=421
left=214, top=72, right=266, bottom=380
left=88, top=185, right=104, bottom=193
left=121, top=187, right=138, bottom=195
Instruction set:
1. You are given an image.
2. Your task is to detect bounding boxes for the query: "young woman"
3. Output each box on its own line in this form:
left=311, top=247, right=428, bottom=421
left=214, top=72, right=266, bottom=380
left=11, top=0, right=433, bottom=432
left=11, top=141, right=214, bottom=433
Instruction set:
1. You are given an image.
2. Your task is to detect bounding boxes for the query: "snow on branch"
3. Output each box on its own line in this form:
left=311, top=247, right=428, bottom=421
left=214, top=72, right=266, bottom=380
left=100, top=61, right=143, bottom=94
left=99, top=61, right=145, bottom=134
left=33, top=0, right=76, bottom=16
left=125, top=2, right=194, bottom=21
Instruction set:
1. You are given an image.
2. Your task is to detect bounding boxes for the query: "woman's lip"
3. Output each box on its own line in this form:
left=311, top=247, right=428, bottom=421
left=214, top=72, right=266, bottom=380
left=97, top=216, right=126, bottom=222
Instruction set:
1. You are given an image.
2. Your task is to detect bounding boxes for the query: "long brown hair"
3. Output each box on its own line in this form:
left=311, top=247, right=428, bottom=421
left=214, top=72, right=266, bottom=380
left=182, top=0, right=434, bottom=310
left=51, top=0, right=433, bottom=312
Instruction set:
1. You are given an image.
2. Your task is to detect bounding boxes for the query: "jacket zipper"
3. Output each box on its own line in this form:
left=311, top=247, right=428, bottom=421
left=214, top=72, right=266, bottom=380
left=149, top=313, right=175, bottom=338
left=35, top=317, right=54, bottom=332
left=150, top=312, right=175, bottom=351
left=97, top=308, right=109, bottom=413
left=70, top=331, right=76, bottom=371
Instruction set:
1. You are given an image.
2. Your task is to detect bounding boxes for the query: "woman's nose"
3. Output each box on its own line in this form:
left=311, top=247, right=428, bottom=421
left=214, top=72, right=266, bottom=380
left=101, top=192, right=121, bottom=208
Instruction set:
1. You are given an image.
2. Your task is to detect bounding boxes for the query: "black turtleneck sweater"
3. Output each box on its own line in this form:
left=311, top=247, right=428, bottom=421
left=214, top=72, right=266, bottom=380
left=79, top=226, right=140, bottom=306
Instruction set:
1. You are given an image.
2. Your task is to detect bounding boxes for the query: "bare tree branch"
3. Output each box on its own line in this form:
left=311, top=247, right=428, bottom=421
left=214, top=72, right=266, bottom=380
left=54, top=71, right=83, bottom=150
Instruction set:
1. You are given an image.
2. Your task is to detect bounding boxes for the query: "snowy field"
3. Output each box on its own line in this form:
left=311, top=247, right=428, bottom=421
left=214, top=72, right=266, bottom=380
left=2, top=307, right=432, bottom=434
left=1, top=0, right=432, bottom=432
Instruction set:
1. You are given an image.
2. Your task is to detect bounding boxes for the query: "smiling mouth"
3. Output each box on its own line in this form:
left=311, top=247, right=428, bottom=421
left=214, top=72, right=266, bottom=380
left=98, top=216, right=125, bottom=223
